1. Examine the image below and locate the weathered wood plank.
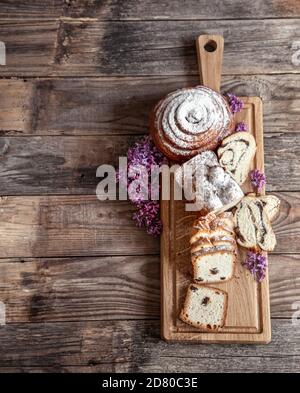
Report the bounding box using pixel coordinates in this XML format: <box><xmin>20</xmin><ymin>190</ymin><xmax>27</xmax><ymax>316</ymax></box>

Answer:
<box><xmin>0</xmin><ymin>75</ymin><xmax>299</xmax><ymax>136</ymax></box>
<box><xmin>0</xmin><ymin>19</ymin><xmax>300</xmax><ymax>76</ymax></box>
<box><xmin>0</xmin><ymin>134</ymin><xmax>298</xmax><ymax>194</ymax></box>
<box><xmin>1</xmin><ymin>0</ymin><xmax>300</xmax><ymax>20</ymax></box>
<box><xmin>264</xmin><ymin>134</ymin><xmax>300</xmax><ymax>191</ymax></box>
<box><xmin>0</xmin><ymin>135</ymin><xmax>135</xmax><ymax>194</ymax></box>
<box><xmin>269</xmin><ymin>254</ymin><xmax>300</xmax><ymax>318</ymax></box>
<box><xmin>0</xmin><ymin>192</ymin><xmax>298</xmax><ymax>257</ymax></box>
<box><xmin>0</xmin><ymin>255</ymin><xmax>160</xmax><ymax>322</ymax></box>
<box><xmin>0</xmin><ymin>20</ymin><xmax>58</xmax><ymax>74</ymax></box>
<box><xmin>0</xmin><ymin>196</ymin><xmax>159</xmax><ymax>257</ymax></box>
<box><xmin>245</xmin><ymin>193</ymin><xmax>300</xmax><ymax>254</ymax></box>
<box><xmin>0</xmin><ymin>365</ymin><xmax>125</xmax><ymax>373</ymax></box>
<box><xmin>0</xmin><ymin>1</ymin><xmax>64</xmax><ymax>18</ymax></box>
<box><xmin>0</xmin><ymin>254</ymin><xmax>298</xmax><ymax>323</ymax></box>
<box><xmin>0</xmin><ymin>319</ymin><xmax>298</xmax><ymax>372</ymax></box>
<box><xmin>65</xmin><ymin>0</ymin><xmax>300</xmax><ymax>20</ymax></box>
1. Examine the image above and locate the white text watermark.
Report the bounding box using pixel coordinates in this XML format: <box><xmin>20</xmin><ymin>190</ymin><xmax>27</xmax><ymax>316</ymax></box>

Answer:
<box><xmin>0</xmin><ymin>301</ymin><xmax>6</xmax><ymax>326</ymax></box>
<box><xmin>95</xmin><ymin>157</ymin><xmax>207</xmax><ymax>211</ymax></box>
<box><xmin>0</xmin><ymin>41</ymin><xmax>6</xmax><ymax>65</ymax></box>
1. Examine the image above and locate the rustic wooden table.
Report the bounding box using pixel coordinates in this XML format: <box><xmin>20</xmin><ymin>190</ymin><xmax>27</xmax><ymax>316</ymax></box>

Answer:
<box><xmin>0</xmin><ymin>1</ymin><xmax>299</xmax><ymax>373</ymax></box>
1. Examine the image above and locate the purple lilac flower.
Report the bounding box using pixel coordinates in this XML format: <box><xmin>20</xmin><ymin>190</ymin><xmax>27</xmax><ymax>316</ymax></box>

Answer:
<box><xmin>227</xmin><ymin>93</ymin><xmax>244</xmax><ymax>114</ymax></box>
<box><xmin>242</xmin><ymin>251</ymin><xmax>268</xmax><ymax>282</ymax></box>
<box><xmin>117</xmin><ymin>136</ymin><xmax>166</xmax><ymax>236</ymax></box>
<box><xmin>235</xmin><ymin>122</ymin><xmax>248</xmax><ymax>132</ymax></box>
<box><xmin>133</xmin><ymin>201</ymin><xmax>163</xmax><ymax>236</ymax></box>
<box><xmin>127</xmin><ymin>136</ymin><xmax>166</xmax><ymax>168</ymax></box>
<box><xmin>250</xmin><ymin>169</ymin><xmax>266</xmax><ymax>193</ymax></box>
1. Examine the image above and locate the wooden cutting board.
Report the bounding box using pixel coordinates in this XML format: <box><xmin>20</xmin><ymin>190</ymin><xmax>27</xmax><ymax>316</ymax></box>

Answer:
<box><xmin>160</xmin><ymin>35</ymin><xmax>271</xmax><ymax>343</ymax></box>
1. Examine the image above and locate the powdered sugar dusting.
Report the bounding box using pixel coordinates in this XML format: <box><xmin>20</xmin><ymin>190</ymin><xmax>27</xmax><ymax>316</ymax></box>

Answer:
<box><xmin>154</xmin><ymin>86</ymin><xmax>233</xmax><ymax>159</ymax></box>
<box><xmin>175</xmin><ymin>151</ymin><xmax>244</xmax><ymax>212</ymax></box>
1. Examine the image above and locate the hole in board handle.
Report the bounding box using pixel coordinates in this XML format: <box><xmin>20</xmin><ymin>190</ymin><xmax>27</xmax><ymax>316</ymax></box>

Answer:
<box><xmin>204</xmin><ymin>40</ymin><xmax>217</xmax><ymax>53</ymax></box>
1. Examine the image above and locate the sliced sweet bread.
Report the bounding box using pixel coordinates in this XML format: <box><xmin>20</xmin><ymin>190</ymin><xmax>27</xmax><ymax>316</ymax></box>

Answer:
<box><xmin>252</xmin><ymin>194</ymin><xmax>280</xmax><ymax>221</ymax></box>
<box><xmin>260</xmin><ymin>195</ymin><xmax>280</xmax><ymax>221</ymax></box>
<box><xmin>191</xmin><ymin>212</ymin><xmax>235</xmax><ymax>234</ymax></box>
<box><xmin>191</xmin><ymin>239</ymin><xmax>236</xmax><ymax>255</ymax></box>
<box><xmin>190</xmin><ymin>227</ymin><xmax>234</xmax><ymax>245</ymax></box>
<box><xmin>190</xmin><ymin>213</ymin><xmax>235</xmax><ymax>248</ymax></box>
<box><xmin>217</xmin><ymin>131</ymin><xmax>257</xmax><ymax>185</ymax></box>
<box><xmin>234</xmin><ymin>196</ymin><xmax>276</xmax><ymax>251</ymax></box>
<box><xmin>191</xmin><ymin>235</ymin><xmax>235</xmax><ymax>249</ymax></box>
<box><xmin>180</xmin><ymin>284</ymin><xmax>228</xmax><ymax>331</ymax></box>
<box><xmin>213</xmin><ymin>212</ymin><xmax>235</xmax><ymax>232</ymax></box>
<box><xmin>192</xmin><ymin>251</ymin><xmax>236</xmax><ymax>283</ymax></box>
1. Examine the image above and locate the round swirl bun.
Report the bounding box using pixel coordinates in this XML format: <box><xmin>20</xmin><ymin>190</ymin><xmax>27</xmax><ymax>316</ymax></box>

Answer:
<box><xmin>150</xmin><ymin>86</ymin><xmax>234</xmax><ymax>161</ymax></box>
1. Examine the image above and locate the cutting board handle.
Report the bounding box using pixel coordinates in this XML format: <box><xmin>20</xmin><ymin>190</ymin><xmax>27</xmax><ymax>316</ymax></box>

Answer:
<box><xmin>196</xmin><ymin>35</ymin><xmax>224</xmax><ymax>93</ymax></box>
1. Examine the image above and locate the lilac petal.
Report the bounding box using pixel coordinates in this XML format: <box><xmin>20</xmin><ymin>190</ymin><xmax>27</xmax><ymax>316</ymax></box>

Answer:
<box><xmin>125</xmin><ymin>136</ymin><xmax>165</xmax><ymax>236</ymax></box>
<box><xmin>250</xmin><ymin>169</ymin><xmax>266</xmax><ymax>192</ymax></box>
<box><xmin>235</xmin><ymin>122</ymin><xmax>248</xmax><ymax>132</ymax></box>
<box><xmin>243</xmin><ymin>251</ymin><xmax>268</xmax><ymax>282</ymax></box>
<box><xmin>226</xmin><ymin>93</ymin><xmax>244</xmax><ymax>114</ymax></box>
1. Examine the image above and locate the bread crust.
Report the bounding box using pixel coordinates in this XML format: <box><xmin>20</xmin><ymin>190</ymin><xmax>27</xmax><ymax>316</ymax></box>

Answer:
<box><xmin>179</xmin><ymin>284</ymin><xmax>228</xmax><ymax>331</ymax></box>
<box><xmin>191</xmin><ymin>239</ymin><xmax>235</xmax><ymax>254</ymax></box>
<box><xmin>190</xmin><ymin>226</ymin><xmax>235</xmax><ymax>245</ymax></box>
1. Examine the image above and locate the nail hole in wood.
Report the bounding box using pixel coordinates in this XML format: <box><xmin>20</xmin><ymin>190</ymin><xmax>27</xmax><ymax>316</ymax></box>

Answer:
<box><xmin>204</xmin><ymin>40</ymin><xmax>217</xmax><ymax>52</ymax></box>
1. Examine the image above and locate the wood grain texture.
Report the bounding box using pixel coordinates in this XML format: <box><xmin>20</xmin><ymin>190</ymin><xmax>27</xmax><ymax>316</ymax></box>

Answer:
<box><xmin>0</xmin><ymin>192</ymin><xmax>298</xmax><ymax>258</ymax></box>
<box><xmin>0</xmin><ymin>134</ymin><xmax>299</xmax><ymax>194</ymax></box>
<box><xmin>0</xmin><ymin>135</ymin><xmax>135</xmax><ymax>194</ymax></box>
<box><xmin>196</xmin><ymin>35</ymin><xmax>224</xmax><ymax>92</ymax></box>
<box><xmin>1</xmin><ymin>0</ymin><xmax>300</xmax><ymax>19</ymax></box>
<box><xmin>269</xmin><ymin>254</ymin><xmax>300</xmax><ymax>318</ymax></box>
<box><xmin>0</xmin><ymin>75</ymin><xmax>299</xmax><ymax>136</ymax></box>
<box><xmin>0</xmin><ymin>20</ymin><xmax>58</xmax><ymax>74</ymax></box>
<box><xmin>0</xmin><ymin>254</ymin><xmax>298</xmax><ymax>324</ymax></box>
<box><xmin>1</xmin><ymin>19</ymin><xmax>300</xmax><ymax>76</ymax></box>
<box><xmin>0</xmin><ymin>255</ymin><xmax>160</xmax><ymax>322</ymax></box>
<box><xmin>65</xmin><ymin>0</ymin><xmax>300</xmax><ymax>20</ymax></box>
<box><xmin>0</xmin><ymin>319</ymin><xmax>298</xmax><ymax>372</ymax></box>
<box><xmin>0</xmin><ymin>196</ymin><xmax>159</xmax><ymax>257</ymax></box>
<box><xmin>0</xmin><ymin>1</ymin><xmax>64</xmax><ymax>18</ymax></box>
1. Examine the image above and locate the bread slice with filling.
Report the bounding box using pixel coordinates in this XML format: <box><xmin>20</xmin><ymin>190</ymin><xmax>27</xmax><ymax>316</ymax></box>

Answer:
<box><xmin>234</xmin><ymin>196</ymin><xmax>276</xmax><ymax>251</ymax></box>
<box><xmin>247</xmin><ymin>193</ymin><xmax>281</xmax><ymax>222</ymax></box>
<box><xmin>258</xmin><ymin>195</ymin><xmax>280</xmax><ymax>221</ymax></box>
<box><xmin>180</xmin><ymin>284</ymin><xmax>228</xmax><ymax>331</ymax></box>
<box><xmin>192</xmin><ymin>251</ymin><xmax>236</xmax><ymax>283</ymax></box>
<box><xmin>217</xmin><ymin>131</ymin><xmax>256</xmax><ymax>185</ymax></box>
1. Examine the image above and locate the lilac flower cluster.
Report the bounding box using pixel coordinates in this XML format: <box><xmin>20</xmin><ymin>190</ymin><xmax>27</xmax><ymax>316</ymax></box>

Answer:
<box><xmin>118</xmin><ymin>136</ymin><xmax>166</xmax><ymax>236</ymax></box>
<box><xmin>227</xmin><ymin>93</ymin><xmax>244</xmax><ymax>114</ymax></box>
<box><xmin>133</xmin><ymin>200</ymin><xmax>162</xmax><ymax>236</ymax></box>
<box><xmin>235</xmin><ymin>122</ymin><xmax>248</xmax><ymax>132</ymax></box>
<box><xmin>250</xmin><ymin>169</ymin><xmax>266</xmax><ymax>193</ymax></box>
<box><xmin>243</xmin><ymin>251</ymin><xmax>268</xmax><ymax>282</ymax></box>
